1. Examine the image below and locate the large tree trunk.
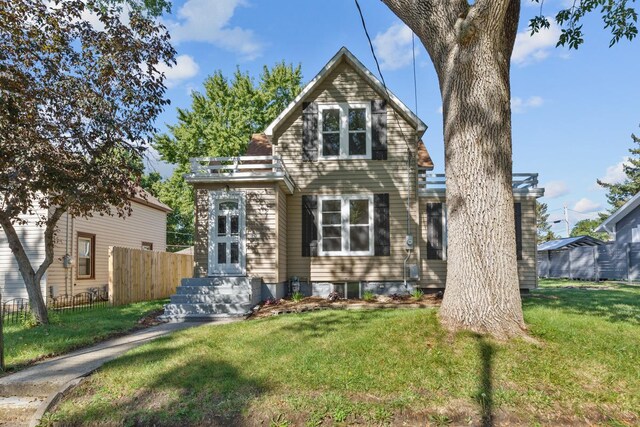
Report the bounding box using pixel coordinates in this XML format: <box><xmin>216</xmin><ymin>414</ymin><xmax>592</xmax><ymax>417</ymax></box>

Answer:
<box><xmin>382</xmin><ymin>0</ymin><xmax>526</xmax><ymax>338</ymax></box>
<box><xmin>0</xmin><ymin>207</ymin><xmax>65</xmax><ymax>325</ymax></box>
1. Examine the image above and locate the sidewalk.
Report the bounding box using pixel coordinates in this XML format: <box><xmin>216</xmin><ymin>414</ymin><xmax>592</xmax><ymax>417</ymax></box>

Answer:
<box><xmin>0</xmin><ymin>319</ymin><xmax>238</xmax><ymax>426</ymax></box>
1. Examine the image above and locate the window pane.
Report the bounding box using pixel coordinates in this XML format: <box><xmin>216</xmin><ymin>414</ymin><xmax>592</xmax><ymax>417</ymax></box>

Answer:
<box><xmin>217</xmin><ymin>243</ymin><xmax>226</xmax><ymax>264</ymax></box>
<box><xmin>348</xmin><ymin>108</ymin><xmax>366</xmax><ymax>131</ymax></box>
<box><xmin>348</xmin><ymin>132</ymin><xmax>366</xmax><ymax>155</ymax></box>
<box><xmin>347</xmin><ymin>282</ymin><xmax>360</xmax><ymax>299</ymax></box>
<box><xmin>323</xmin><ymin>225</ymin><xmax>341</xmax><ymax>238</ymax></box>
<box><xmin>349</xmin><ymin>199</ymin><xmax>369</xmax><ymax>224</ymax></box>
<box><xmin>333</xmin><ymin>283</ymin><xmax>345</xmax><ymax>299</ymax></box>
<box><xmin>230</xmin><ymin>243</ymin><xmax>239</xmax><ymax>264</ymax></box>
<box><xmin>322</xmin><ymin>109</ymin><xmax>340</xmax><ymax>132</ymax></box>
<box><xmin>230</xmin><ymin>216</ymin><xmax>239</xmax><ymax>235</ymax></box>
<box><xmin>79</xmin><ymin>239</ymin><xmax>91</xmax><ymax>257</ymax></box>
<box><xmin>219</xmin><ymin>201</ymin><xmax>238</xmax><ymax>210</ymax></box>
<box><xmin>79</xmin><ymin>258</ymin><xmax>90</xmax><ymax>276</ymax></box>
<box><xmin>322</xmin><ymin>213</ymin><xmax>341</xmax><ymax>225</ymax></box>
<box><xmin>323</xmin><ymin>237</ymin><xmax>341</xmax><ymax>252</ymax></box>
<box><xmin>322</xmin><ymin>133</ymin><xmax>340</xmax><ymax>156</ymax></box>
<box><xmin>322</xmin><ymin>200</ymin><xmax>341</xmax><ymax>212</ymax></box>
<box><xmin>217</xmin><ymin>216</ymin><xmax>226</xmax><ymax>236</ymax></box>
<box><xmin>350</xmin><ymin>226</ymin><xmax>370</xmax><ymax>251</ymax></box>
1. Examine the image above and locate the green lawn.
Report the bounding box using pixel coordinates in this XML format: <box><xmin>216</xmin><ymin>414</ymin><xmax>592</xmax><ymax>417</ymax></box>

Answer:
<box><xmin>2</xmin><ymin>299</ymin><xmax>167</xmax><ymax>371</ymax></box>
<box><xmin>50</xmin><ymin>280</ymin><xmax>639</xmax><ymax>426</ymax></box>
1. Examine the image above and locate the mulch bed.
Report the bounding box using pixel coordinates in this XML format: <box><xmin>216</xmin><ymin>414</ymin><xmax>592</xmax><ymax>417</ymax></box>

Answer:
<box><xmin>249</xmin><ymin>294</ymin><xmax>442</xmax><ymax>319</ymax></box>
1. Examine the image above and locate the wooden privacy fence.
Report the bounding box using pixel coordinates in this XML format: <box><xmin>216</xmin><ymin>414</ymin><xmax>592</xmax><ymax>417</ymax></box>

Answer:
<box><xmin>109</xmin><ymin>246</ymin><xmax>193</xmax><ymax>305</ymax></box>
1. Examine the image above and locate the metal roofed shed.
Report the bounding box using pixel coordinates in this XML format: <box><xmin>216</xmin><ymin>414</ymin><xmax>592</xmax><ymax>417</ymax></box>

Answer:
<box><xmin>537</xmin><ymin>236</ymin><xmax>605</xmax><ymax>280</ymax></box>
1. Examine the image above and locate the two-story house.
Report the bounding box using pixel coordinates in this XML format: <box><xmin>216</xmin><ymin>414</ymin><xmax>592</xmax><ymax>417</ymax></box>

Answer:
<box><xmin>162</xmin><ymin>47</ymin><xmax>543</xmax><ymax>320</ymax></box>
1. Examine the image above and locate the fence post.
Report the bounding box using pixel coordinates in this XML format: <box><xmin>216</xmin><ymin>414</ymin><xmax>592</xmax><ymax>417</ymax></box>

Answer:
<box><xmin>593</xmin><ymin>246</ymin><xmax>599</xmax><ymax>282</ymax></box>
<box><xmin>568</xmin><ymin>249</ymin><xmax>573</xmax><ymax>280</ymax></box>
<box><xmin>1</xmin><ymin>292</ymin><xmax>4</xmax><ymax>372</ymax></box>
<box><xmin>627</xmin><ymin>243</ymin><xmax>632</xmax><ymax>284</ymax></box>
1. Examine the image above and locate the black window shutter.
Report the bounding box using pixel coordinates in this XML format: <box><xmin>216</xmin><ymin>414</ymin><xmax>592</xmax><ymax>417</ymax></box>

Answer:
<box><xmin>302</xmin><ymin>102</ymin><xmax>318</xmax><ymax>162</ymax></box>
<box><xmin>302</xmin><ymin>195</ymin><xmax>318</xmax><ymax>257</ymax></box>
<box><xmin>514</xmin><ymin>203</ymin><xmax>523</xmax><ymax>261</ymax></box>
<box><xmin>371</xmin><ymin>99</ymin><xmax>387</xmax><ymax>160</ymax></box>
<box><xmin>426</xmin><ymin>203</ymin><xmax>443</xmax><ymax>260</ymax></box>
<box><xmin>374</xmin><ymin>193</ymin><xmax>390</xmax><ymax>256</ymax></box>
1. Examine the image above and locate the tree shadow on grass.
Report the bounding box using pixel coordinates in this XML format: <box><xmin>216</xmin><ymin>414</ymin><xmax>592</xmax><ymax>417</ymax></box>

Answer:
<box><xmin>473</xmin><ymin>335</ymin><xmax>495</xmax><ymax>427</ymax></box>
<box><xmin>55</xmin><ymin>336</ymin><xmax>268</xmax><ymax>426</ymax></box>
<box><xmin>523</xmin><ymin>286</ymin><xmax>640</xmax><ymax>325</ymax></box>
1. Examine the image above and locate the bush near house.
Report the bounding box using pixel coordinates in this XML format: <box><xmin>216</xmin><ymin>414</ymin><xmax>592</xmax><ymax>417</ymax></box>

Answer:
<box><xmin>49</xmin><ymin>281</ymin><xmax>639</xmax><ymax>425</ymax></box>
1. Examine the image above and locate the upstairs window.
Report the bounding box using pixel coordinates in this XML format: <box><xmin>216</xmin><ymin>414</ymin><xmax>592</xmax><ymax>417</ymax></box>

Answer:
<box><xmin>318</xmin><ymin>103</ymin><xmax>371</xmax><ymax>159</ymax></box>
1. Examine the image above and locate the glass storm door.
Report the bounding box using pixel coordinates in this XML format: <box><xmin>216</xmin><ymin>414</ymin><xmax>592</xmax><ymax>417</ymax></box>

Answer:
<box><xmin>209</xmin><ymin>192</ymin><xmax>245</xmax><ymax>276</ymax></box>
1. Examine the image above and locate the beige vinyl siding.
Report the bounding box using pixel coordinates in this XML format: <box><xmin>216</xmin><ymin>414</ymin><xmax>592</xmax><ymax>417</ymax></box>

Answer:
<box><xmin>273</xmin><ymin>60</ymin><xmax>421</xmax><ymax>282</ymax></box>
<box><xmin>418</xmin><ymin>195</ymin><xmax>538</xmax><ymax>289</ymax></box>
<box><xmin>46</xmin><ymin>201</ymin><xmax>167</xmax><ymax>296</ymax></box>
<box><xmin>0</xmin><ymin>208</ymin><xmax>48</xmax><ymax>299</ymax></box>
<box><xmin>193</xmin><ymin>184</ymin><xmax>278</xmax><ymax>283</ymax></box>
<box><xmin>276</xmin><ymin>186</ymin><xmax>287</xmax><ymax>283</ymax></box>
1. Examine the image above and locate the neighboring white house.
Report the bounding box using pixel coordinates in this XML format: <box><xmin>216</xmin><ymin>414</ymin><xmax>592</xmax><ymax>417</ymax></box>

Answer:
<box><xmin>0</xmin><ymin>192</ymin><xmax>171</xmax><ymax>300</ymax></box>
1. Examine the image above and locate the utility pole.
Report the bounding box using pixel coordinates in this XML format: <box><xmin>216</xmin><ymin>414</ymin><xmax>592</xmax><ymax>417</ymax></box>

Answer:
<box><xmin>563</xmin><ymin>204</ymin><xmax>570</xmax><ymax>237</ymax></box>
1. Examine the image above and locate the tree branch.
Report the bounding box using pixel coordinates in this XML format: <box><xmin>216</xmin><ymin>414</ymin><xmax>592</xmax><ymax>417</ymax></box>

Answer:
<box><xmin>34</xmin><ymin>206</ymin><xmax>66</xmax><ymax>283</ymax></box>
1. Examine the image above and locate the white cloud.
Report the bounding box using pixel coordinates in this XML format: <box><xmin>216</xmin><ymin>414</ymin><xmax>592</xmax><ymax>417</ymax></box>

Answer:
<box><xmin>511</xmin><ymin>96</ymin><xmax>544</xmax><ymax>113</ymax></box>
<box><xmin>512</xmin><ymin>21</ymin><xmax>561</xmax><ymax>66</ymax></box>
<box><xmin>543</xmin><ymin>180</ymin><xmax>569</xmax><ymax>199</ymax></box>
<box><xmin>164</xmin><ymin>0</ymin><xmax>262</xmax><ymax>60</ymax></box>
<box><xmin>157</xmin><ymin>54</ymin><xmax>199</xmax><ymax>88</ymax></box>
<box><xmin>599</xmin><ymin>157</ymin><xmax>629</xmax><ymax>184</ymax></box>
<box><xmin>372</xmin><ymin>22</ymin><xmax>418</xmax><ymax>71</ymax></box>
<box><xmin>573</xmin><ymin>198</ymin><xmax>603</xmax><ymax>213</ymax></box>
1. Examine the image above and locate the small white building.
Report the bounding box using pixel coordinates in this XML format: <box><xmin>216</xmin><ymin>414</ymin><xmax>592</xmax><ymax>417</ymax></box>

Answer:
<box><xmin>0</xmin><ymin>192</ymin><xmax>171</xmax><ymax>300</ymax></box>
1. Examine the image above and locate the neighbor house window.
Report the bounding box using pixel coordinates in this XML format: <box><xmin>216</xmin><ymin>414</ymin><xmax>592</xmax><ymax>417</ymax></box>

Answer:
<box><xmin>319</xmin><ymin>195</ymin><xmax>374</xmax><ymax>255</ymax></box>
<box><xmin>318</xmin><ymin>103</ymin><xmax>371</xmax><ymax>159</ymax></box>
<box><xmin>141</xmin><ymin>242</ymin><xmax>153</xmax><ymax>251</ymax></box>
<box><xmin>426</xmin><ymin>203</ymin><xmax>447</xmax><ymax>260</ymax></box>
<box><xmin>77</xmin><ymin>233</ymin><xmax>95</xmax><ymax>279</ymax></box>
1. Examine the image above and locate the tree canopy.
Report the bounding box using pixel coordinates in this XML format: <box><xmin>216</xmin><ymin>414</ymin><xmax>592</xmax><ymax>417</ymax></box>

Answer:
<box><xmin>570</xmin><ymin>218</ymin><xmax>610</xmax><ymax>240</ymax></box>
<box><xmin>536</xmin><ymin>202</ymin><xmax>559</xmax><ymax>243</ymax></box>
<box><xmin>0</xmin><ymin>0</ymin><xmax>174</xmax><ymax>323</ymax></box>
<box><xmin>598</xmin><ymin>127</ymin><xmax>640</xmax><ymax>213</ymax></box>
<box><xmin>151</xmin><ymin>63</ymin><xmax>303</xmax><ymax>251</ymax></box>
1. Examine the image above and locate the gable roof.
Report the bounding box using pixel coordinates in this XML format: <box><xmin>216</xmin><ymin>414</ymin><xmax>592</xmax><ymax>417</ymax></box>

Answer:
<box><xmin>537</xmin><ymin>235</ymin><xmax>605</xmax><ymax>251</ymax></box>
<box><xmin>264</xmin><ymin>47</ymin><xmax>428</xmax><ymax>139</ymax></box>
<box><xmin>417</xmin><ymin>140</ymin><xmax>434</xmax><ymax>169</ymax></box>
<box><xmin>133</xmin><ymin>188</ymin><xmax>172</xmax><ymax>213</ymax></box>
<box><xmin>245</xmin><ymin>133</ymin><xmax>272</xmax><ymax>156</ymax></box>
<box><xmin>595</xmin><ymin>192</ymin><xmax>640</xmax><ymax>234</ymax></box>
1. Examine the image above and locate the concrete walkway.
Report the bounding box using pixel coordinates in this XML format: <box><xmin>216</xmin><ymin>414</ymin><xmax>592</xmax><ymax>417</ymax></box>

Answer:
<box><xmin>0</xmin><ymin>319</ymin><xmax>238</xmax><ymax>426</ymax></box>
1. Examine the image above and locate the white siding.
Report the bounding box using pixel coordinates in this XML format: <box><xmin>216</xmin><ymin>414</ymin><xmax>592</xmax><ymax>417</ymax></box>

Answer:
<box><xmin>0</xmin><ymin>208</ymin><xmax>48</xmax><ymax>300</ymax></box>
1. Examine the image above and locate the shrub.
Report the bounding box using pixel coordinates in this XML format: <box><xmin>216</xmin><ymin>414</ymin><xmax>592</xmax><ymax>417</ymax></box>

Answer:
<box><xmin>362</xmin><ymin>290</ymin><xmax>376</xmax><ymax>302</ymax></box>
<box><xmin>291</xmin><ymin>291</ymin><xmax>304</xmax><ymax>302</ymax></box>
<box><xmin>411</xmin><ymin>288</ymin><xmax>424</xmax><ymax>301</ymax></box>
<box><xmin>327</xmin><ymin>292</ymin><xmax>340</xmax><ymax>302</ymax></box>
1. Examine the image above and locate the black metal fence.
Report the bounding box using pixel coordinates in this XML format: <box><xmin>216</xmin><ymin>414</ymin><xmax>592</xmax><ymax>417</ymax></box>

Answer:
<box><xmin>1</xmin><ymin>289</ymin><xmax>110</xmax><ymax>325</ymax></box>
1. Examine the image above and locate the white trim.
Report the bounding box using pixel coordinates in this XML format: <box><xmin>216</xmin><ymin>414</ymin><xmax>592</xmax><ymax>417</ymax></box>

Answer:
<box><xmin>318</xmin><ymin>103</ymin><xmax>371</xmax><ymax>160</ymax></box>
<box><xmin>264</xmin><ymin>47</ymin><xmax>427</xmax><ymax>138</ymax></box>
<box><xmin>208</xmin><ymin>191</ymin><xmax>246</xmax><ymax>276</ymax></box>
<box><xmin>596</xmin><ymin>192</ymin><xmax>640</xmax><ymax>234</ymax></box>
<box><xmin>318</xmin><ymin>194</ymin><xmax>374</xmax><ymax>256</ymax></box>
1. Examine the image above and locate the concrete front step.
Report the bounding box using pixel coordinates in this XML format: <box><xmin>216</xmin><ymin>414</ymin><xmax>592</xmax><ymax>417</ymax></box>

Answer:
<box><xmin>163</xmin><ymin>302</ymin><xmax>253</xmax><ymax>316</ymax></box>
<box><xmin>175</xmin><ymin>285</ymin><xmax>249</xmax><ymax>295</ymax></box>
<box><xmin>158</xmin><ymin>313</ymin><xmax>247</xmax><ymax>323</ymax></box>
<box><xmin>179</xmin><ymin>277</ymin><xmax>252</xmax><ymax>287</ymax></box>
<box><xmin>170</xmin><ymin>293</ymin><xmax>252</xmax><ymax>304</ymax></box>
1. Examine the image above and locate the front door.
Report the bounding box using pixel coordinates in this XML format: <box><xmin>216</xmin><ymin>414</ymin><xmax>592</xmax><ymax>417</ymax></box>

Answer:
<box><xmin>209</xmin><ymin>192</ymin><xmax>246</xmax><ymax>276</ymax></box>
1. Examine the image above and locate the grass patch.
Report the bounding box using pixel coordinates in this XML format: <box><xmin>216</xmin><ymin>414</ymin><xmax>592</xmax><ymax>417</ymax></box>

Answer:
<box><xmin>2</xmin><ymin>299</ymin><xmax>167</xmax><ymax>371</ymax></box>
<box><xmin>51</xmin><ymin>281</ymin><xmax>640</xmax><ymax>425</ymax></box>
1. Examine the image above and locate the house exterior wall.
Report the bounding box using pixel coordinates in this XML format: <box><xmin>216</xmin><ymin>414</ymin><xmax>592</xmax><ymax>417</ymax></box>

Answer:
<box><xmin>46</xmin><ymin>201</ymin><xmax>167</xmax><ymax>296</ymax></box>
<box><xmin>193</xmin><ymin>184</ymin><xmax>279</xmax><ymax>283</ymax></box>
<box><xmin>613</xmin><ymin>204</ymin><xmax>640</xmax><ymax>245</ymax></box>
<box><xmin>418</xmin><ymin>194</ymin><xmax>538</xmax><ymax>289</ymax></box>
<box><xmin>272</xmin><ymin>60</ymin><xmax>420</xmax><ymax>283</ymax></box>
<box><xmin>0</xmin><ymin>208</ymin><xmax>48</xmax><ymax>300</ymax></box>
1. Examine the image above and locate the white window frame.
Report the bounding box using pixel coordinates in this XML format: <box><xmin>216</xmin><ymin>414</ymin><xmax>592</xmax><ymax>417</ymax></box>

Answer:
<box><xmin>318</xmin><ymin>103</ymin><xmax>372</xmax><ymax>160</ymax></box>
<box><xmin>318</xmin><ymin>195</ymin><xmax>374</xmax><ymax>256</ymax></box>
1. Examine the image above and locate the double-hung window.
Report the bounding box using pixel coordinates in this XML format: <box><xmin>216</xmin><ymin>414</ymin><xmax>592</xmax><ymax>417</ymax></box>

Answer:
<box><xmin>77</xmin><ymin>233</ymin><xmax>95</xmax><ymax>279</ymax></box>
<box><xmin>319</xmin><ymin>103</ymin><xmax>371</xmax><ymax>159</ymax></box>
<box><xmin>319</xmin><ymin>195</ymin><xmax>374</xmax><ymax>255</ymax></box>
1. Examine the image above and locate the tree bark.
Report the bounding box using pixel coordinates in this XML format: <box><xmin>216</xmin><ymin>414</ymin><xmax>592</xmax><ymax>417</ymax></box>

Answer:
<box><xmin>0</xmin><ymin>207</ymin><xmax>65</xmax><ymax>325</ymax></box>
<box><xmin>382</xmin><ymin>0</ymin><xmax>526</xmax><ymax>338</ymax></box>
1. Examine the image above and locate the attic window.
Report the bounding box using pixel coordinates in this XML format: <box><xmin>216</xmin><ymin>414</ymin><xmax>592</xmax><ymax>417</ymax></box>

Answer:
<box><xmin>318</xmin><ymin>103</ymin><xmax>371</xmax><ymax>159</ymax></box>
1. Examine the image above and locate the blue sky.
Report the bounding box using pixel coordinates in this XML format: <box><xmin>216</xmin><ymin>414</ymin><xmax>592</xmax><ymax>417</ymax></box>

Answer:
<box><xmin>148</xmin><ymin>0</ymin><xmax>640</xmax><ymax>237</ymax></box>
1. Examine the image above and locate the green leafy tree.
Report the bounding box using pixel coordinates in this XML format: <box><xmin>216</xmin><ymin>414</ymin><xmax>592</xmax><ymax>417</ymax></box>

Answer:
<box><xmin>381</xmin><ymin>0</ymin><xmax>637</xmax><ymax>338</ymax></box>
<box><xmin>152</xmin><ymin>63</ymin><xmax>303</xmax><ymax>251</ymax></box>
<box><xmin>0</xmin><ymin>0</ymin><xmax>174</xmax><ymax>324</ymax></box>
<box><xmin>536</xmin><ymin>202</ymin><xmax>558</xmax><ymax>243</ymax></box>
<box><xmin>570</xmin><ymin>219</ymin><xmax>610</xmax><ymax>241</ymax></box>
<box><xmin>597</xmin><ymin>128</ymin><xmax>640</xmax><ymax>212</ymax></box>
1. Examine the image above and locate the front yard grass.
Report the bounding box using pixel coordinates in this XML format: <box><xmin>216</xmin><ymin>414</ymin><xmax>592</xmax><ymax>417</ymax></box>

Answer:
<box><xmin>2</xmin><ymin>299</ymin><xmax>167</xmax><ymax>371</ymax></box>
<box><xmin>50</xmin><ymin>280</ymin><xmax>639</xmax><ymax>426</ymax></box>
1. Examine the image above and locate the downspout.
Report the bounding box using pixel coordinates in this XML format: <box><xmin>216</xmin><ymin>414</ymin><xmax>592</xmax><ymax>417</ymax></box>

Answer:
<box><xmin>403</xmin><ymin>148</ymin><xmax>413</xmax><ymax>291</ymax></box>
